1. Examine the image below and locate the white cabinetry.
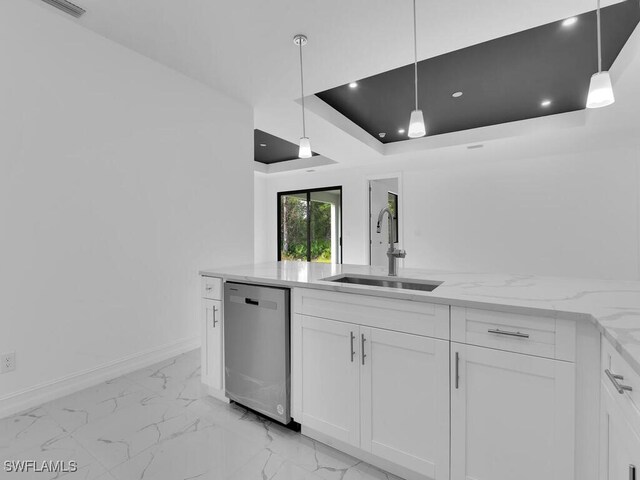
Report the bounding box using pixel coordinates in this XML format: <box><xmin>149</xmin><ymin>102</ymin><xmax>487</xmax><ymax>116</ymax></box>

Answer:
<box><xmin>200</xmin><ymin>276</ymin><xmax>226</xmax><ymax>402</ymax></box>
<box><xmin>202</xmin><ymin>299</ymin><xmax>222</xmax><ymax>390</ymax></box>
<box><xmin>450</xmin><ymin>306</ymin><xmax>576</xmax><ymax>480</ymax></box>
<box><xmin>293</xmin><ymin>289</ymin><xmax>450</xmax><ymax>480</ymax></box>
<box><xmin>600</xmin><ymin>385</ymin><xmax>640</xmax><ymax>480</ymax></box>
<box><xmin>451</xmin><ymin>306</ymin><xmax>576</xmax><ymax>361</ymax></box>
<box><xmin>450</xmin><ymin>344</ymin><xmax>575</xmax><ymax>480</ymax></box>
<box><xmin>361</xmin><ymin>327</ymin><xmax>449</xmax><ymax>479</ymax></box>
<box><xmin>600</xmin><ymin>338</ymin><xmax>640</xmax><ymax>480</ymax></box>
<box><xmin>292</xmin><ymin>291</ymin><xmax>578</xmax><ymax>480</ymax></box>
<box><xmin>299</xmin><ymin>315</ymin><xmax>360</xmax><ymax>446</ymax></box>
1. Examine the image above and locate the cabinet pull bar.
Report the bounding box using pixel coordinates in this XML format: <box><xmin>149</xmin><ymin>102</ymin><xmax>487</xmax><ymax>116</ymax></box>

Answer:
<box><xmin>350</xmin><ymin>332</ymin><xmax>355</xmax><ymax>363</ymax></box>
<box><xmin>630</xmin><ymin>465</ymin><xmax>636</xmax><ymax>480</ymax></box>
<box><xmin>212</xmin><ymin>307</ymin><xmax>218</xmax><ymax>328</ymax></box>
<box><xmin>455</xmin><ymin>352</ymin><xmax>460</xmax><ymax>389</ymax></box>
<box><xmin>605</xmin><ymin>369</ymin><xmax>633</xmax><ymax>394</ymax></box>
<box><xmin>488</xmin><ymin>328</ymin><xmax>530</xmax><ymax>339</ymax></box>
<box><xmin>361</xmin><ymin>334</ymin><xmax>367</xmax><ymax>365</ymax></box>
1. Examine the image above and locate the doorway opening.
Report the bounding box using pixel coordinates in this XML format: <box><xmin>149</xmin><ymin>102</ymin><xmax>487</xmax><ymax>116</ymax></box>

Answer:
<box><xmin>369</xmin><ymin>178</ymin><xmax>400</xmax><ymax>267</ymax></box>
<box><xmin>278</xmin><ymin>187</ymin><xmax>342</xmax><ymax>264</ymax></box>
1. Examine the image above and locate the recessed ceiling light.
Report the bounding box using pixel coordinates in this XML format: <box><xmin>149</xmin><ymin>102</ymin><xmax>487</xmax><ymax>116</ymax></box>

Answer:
<box><xmin>379</xmin><ymin>132</ymin><xmax>386</xmax><ymax>138</ymax></box>
<box><xmin>452</xmin><ymin>91</ymin><xmax>463</xmax><ymax>98</ymax></box>
<box><xmin>306</xmin><ymin>169</ymin><xmax>316</xmax><ymax>173</ymax></box>
<box><xmin>398</xmin><ymin>128</ymin><xmax>406</xmax><ymax>134</ymax></box>
<box><xmin>349</xmin><ymin>82</ymin><xmax>358</xmax><ymax>88</ymax></box>
<box><xmin>467</xmin><ymin>144</ymin><xmax>484</xmax><ymax>150</ymax></box>
<box><xmin>541</xmin><ymin>99</ymin><xmax>552</xmax><ymax>107</ymax></box>
<box><xmin>562</xmin><ymin>17</ymin><xmax>578</xmax><ymax>27</ymax></box>
<box><xmin>259</xmin><ymin>143</ymin><xmax>267</xmax><ymax>147</ymax></box>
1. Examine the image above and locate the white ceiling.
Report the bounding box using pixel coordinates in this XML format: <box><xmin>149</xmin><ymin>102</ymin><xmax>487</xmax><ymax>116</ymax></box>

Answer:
<box><xmin>59</xmin><ymin>0</ymin><xmax>622</xmax><ymax>105</ymax></box>
<box><xmin>32</xmin><ymin>0</ymin><xmax>639</xmax><ymax>170</ymax></box>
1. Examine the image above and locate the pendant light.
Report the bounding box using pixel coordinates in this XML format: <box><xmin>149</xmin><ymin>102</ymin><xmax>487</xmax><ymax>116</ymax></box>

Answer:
<box><xmin>294</xmin><ymin>34</ymin><xmax>312</xmax><ymax>158</ymax></box>
<box><xmin>407</xmin><ymin>0</ymin><xmax>426</xmax><ymax>138</ymax></box>
<box><xmin>586</xmin><ymin>0</ymin><xmax>615</xmax><ymax>108</ymax></box>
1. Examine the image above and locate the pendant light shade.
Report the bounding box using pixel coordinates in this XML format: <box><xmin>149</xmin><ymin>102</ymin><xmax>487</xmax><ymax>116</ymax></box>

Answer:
<box><xmin>407</xmin><ymin>0</ymin><xmax>426</xmax><ymax>138</ymax></box>
<box><xmin>408</xmin><ymin>109</ymin><xmax>426</xmax><ymax>138</ymax></box>
<box><xmin>298</xmin><ymin>137</ymin><xmax>312</xmax><ymax>158</ymax></box>
<box><xmin>586</xmin><ymin>0</ymin><xmax>615</xmax><ymax>109</ymax></box>
<box><xmin>294</xmin><ymin>34</ymin><xmax>312</xmax><ymax>158</ymax></box>
<box><xmin>587</xmin><ymin>71</ymin><xmax>615</xmax><ymax>108</ymax></box>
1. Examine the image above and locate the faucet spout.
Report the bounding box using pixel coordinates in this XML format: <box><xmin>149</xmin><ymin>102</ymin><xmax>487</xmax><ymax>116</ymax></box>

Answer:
<box><xmin>375</xmin><ymin>207</ymin><xmax>406</xmax><ymax>276</ymax></box>
<box><xmin>376</xmin><ymin>207</ymin><xmax>394</xmax><ymax>241</ymax></box>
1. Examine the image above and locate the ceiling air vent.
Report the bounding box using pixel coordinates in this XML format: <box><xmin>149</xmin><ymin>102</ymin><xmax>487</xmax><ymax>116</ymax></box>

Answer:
<box><xmin>41</xmin><ymin>0</ymin><xmax>85</xmax><ymax>17</ymax></box>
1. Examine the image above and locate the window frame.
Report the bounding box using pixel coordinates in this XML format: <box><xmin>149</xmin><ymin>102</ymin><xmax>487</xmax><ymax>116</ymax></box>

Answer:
<box><xmin>277</xmin><ymin>186</ymin><xmax>343</xmax><ymax>264</ymax></box>
<box><xmin>388</xmin><ymin>191</ymin><xmax>399</xmax><ymax>244</ymax></box>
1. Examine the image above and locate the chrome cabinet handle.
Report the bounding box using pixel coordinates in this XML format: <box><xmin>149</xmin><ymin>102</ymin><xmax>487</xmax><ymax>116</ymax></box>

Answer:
<box><xmin>630</xmin><ymin>465</ymin><xmax>636</xmax><ymax>480</ymax></box>
<box><xmin>212</xmin><ymin>307</ymin><xmax>218</xmax><ymax>328</ymax></box>
<box><xmin>350</xmin><ymin>332</ymin><xmax>355</xmax><ymax>363</ymax></box>
<box><xmin>455</xmin><ymin>352</ymin><xmax>460</xmax><ymax>389</ymax></box>
<box><xmin>605</xmin><ymin>369</ymin><xmax>633</xmax><ymax>394</ymax></box>
<box><xmin>361</xmin><ymin>334</ymin><xmax>367</xmax><ymax>365</ymax></box>
<box><xmin>488</xmin><ymin>328</ymin><xmax>530</xmax><ymax>339</ymax></box>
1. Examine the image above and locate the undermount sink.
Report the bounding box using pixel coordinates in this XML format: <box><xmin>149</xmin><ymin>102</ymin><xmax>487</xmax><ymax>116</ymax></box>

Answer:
<box><xmin>322</xmin><ymin>274</ymin><xmax>442</xmax><ymax>292</ymax></box>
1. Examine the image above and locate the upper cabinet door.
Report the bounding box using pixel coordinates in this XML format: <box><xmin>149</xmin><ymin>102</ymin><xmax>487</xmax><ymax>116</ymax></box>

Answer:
<box><xmin>299</xmin><ymin>315</ymin><xmax>360</xmax><ymax>447</ymax></box>
<box><xmin>360</xmin><ymin>327</ymin><xmax>450</xmax><ymax>479</ymax></box>
<box><xmin>451</xmin><ymin>344</ymin><xmax>575</xmax><ymax>480</ymax></box>
<box><xmin>201</xmin><ymin>298</ymin><xmax>223</xmax><ymax>391</ymax></box>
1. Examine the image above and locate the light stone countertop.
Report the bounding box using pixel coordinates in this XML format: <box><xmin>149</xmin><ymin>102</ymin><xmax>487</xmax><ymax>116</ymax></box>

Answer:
<box><xmin>200</xmin><ymin>261</ymin><xmax>640</xmax><ymax>376</ymax></box>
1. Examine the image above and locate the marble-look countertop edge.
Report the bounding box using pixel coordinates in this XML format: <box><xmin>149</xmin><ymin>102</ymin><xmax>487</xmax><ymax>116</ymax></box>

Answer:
<box><xmin>199</xmin><ymin>267</ymin><xmax>640</xmax><ymax>377</ymax></box>
<box><xmin>200</xmin><ymin>270</ymin><xmax>591</xmax><ymax>318</ymax></box>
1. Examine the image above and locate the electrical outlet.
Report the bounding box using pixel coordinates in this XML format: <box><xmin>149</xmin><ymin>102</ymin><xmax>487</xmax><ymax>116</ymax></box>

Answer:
<box><xmin>1</xmin><ymin>352</ymin><xmax>15</xmax><ymax>373</ymax></box>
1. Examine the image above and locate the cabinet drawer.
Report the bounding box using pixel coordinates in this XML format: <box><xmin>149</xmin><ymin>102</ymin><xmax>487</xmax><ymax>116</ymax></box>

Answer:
<box><xmin>201</xmin><ymin>276</ymin><xmax>222</xmax><ymax>300</ymax></box>
<box><xmin>601</xmin><ymin>337</ymin><xmax>640</xmax><ymax>433</ymax></box>
<box><xmin>293</xmin><ymin>288</ymin><xmax>449</xmax><ymax>340</ymax></box>
<box><xmin>451</xmin><ymin>306</ymin><xmax>576</xmax><ymax>361</ymax></box>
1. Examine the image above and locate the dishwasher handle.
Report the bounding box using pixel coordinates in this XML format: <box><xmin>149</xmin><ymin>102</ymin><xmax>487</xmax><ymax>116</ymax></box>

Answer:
<box><xmin>226</xmin><ymin>291</ymin><xmax>280</xmax><ymax>311</ymax></box>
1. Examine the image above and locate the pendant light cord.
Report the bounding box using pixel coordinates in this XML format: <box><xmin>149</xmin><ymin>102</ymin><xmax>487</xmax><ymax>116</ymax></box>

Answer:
<box><xmin>298</xmin><ymin>41</ymin><xmax>307</xmax><ymax>138</ymax></box>
<box><xmin>596</xmin><ymin>0</ymin><xmax>602</xmax><ymax>73</ymax></box>
<box><xmin>413</xmin><ymin>0</ymin><xmax>419</xmax><ymax>111</ymax></box>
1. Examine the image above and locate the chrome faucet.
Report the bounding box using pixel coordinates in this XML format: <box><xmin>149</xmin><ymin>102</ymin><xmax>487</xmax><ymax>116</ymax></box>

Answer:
<box><xmin>376</xmin><ymin>207</ymin><xmax>406</xmax><ymax>276</ymax></box>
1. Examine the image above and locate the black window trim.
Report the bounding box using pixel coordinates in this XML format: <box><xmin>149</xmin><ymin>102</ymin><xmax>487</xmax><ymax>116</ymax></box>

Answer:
<box><xmin>277</xmin><ymin>186</ymin><xmax>343</xmax><ymax>264</ymax></box>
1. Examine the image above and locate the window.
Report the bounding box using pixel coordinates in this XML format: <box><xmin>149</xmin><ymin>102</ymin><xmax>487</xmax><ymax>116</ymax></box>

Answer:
<box><xmin>278</xmin><ymin>187</ymin><xmax>342</xmax><ymax>263</ymax></box>
<box><xmin>388</xmin><ymin>191</ymin><xmax>399</xmax><ymax>243</ymax></box>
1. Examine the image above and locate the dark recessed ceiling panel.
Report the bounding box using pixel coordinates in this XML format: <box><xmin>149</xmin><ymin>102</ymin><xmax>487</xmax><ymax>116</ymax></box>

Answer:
<box><xmin>316</xmin><ymin>1</ymin><xmax>640</xmax><ymax>144</ymax></box>
<box><xmin>254</xmin><ymin>129</ymin><xmax>319</xmax><ymax>164</ymax></box>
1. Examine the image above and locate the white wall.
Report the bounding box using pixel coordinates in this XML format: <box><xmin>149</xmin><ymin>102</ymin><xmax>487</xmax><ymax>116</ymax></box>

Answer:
<box><xmin>254</xmin><ymin>174</ymin><xmax>270</xmax><ymax>263</ymax></box>
<box><xmin>256</xmin><ymin>146</ymin><xmax>640</xmax><ymax>281</ymax></box>
<box><xmin>0</xmin><ymin>1</ymin><xmax>253</xmax><ymax>402</ymax></box>
<box><xmin>370</xmin><ymin>177</ymin><xmax>400</xmax><ymax>267</ymax></box>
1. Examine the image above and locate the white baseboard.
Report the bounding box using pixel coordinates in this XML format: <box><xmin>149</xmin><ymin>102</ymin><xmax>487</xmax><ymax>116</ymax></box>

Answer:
<box><xmin>0</xmin><ymin>336</ymin><xmax>200</xmax><ymax>420</ymax></box>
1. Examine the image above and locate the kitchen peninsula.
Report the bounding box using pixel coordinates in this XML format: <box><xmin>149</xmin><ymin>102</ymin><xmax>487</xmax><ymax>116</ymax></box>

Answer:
<box><xmin>200</xmin><ymin>261</ymin><xmax>640</xmax><ymax>480</ymax></box>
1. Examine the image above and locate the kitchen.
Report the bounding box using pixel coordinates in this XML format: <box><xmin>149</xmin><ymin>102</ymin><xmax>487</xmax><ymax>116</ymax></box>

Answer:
<box><xmin>1</xmin><ymin>0</ymin><xmax>640</xmax><ymax>479</ymax></box>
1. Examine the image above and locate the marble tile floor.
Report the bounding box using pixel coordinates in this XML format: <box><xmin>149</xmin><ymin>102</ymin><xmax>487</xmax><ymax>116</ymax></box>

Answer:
<box><xmin>0</xmin><ymin>350</ymin><xmax>402</xmax><ymax>480</ymax></box>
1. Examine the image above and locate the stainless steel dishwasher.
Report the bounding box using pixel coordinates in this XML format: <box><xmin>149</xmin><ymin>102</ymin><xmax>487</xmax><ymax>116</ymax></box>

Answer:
<box><xmin>223</xmin><ymin>282</ymin><xmax>291</xmax><ymax>424</ymax></box>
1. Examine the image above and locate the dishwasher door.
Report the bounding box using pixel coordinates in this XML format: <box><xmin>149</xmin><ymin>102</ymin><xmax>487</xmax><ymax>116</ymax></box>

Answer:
<box><xmin>223</xmin><ymin>282</ymin><xmax>290</xmax><ymax>424</ymax></box>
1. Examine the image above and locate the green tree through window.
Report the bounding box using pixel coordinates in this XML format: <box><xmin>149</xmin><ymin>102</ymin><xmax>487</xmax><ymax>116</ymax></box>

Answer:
<box><xmin>278</xmin><ymin>188</ymin><xmax>342</xmax><ymax>263</ymax></box>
